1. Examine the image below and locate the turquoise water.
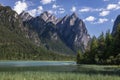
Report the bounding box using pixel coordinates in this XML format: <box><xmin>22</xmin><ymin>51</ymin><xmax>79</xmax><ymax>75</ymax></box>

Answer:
<box><xmin>0</xmin><ymin>61</ymin><xmax>77</xmax><ymax>72</ymax></box>
<box><xmin>0</xmin><ymin>61</ymin><xmax>76</xmax><ymax>67</ymax></box>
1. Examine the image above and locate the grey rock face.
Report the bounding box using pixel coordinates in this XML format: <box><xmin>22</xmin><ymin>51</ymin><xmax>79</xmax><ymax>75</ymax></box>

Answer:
<box><xmin>0</xmin><ymin>5</ymin><xmax>41</xmax><ymax>47</ymax></box>
<box><xmin>40</xmin><ymin>11</ymin><xmax>57</xmax><ymax>24</ymax></box>
<box><xmin>20</xmin><ymin>11</ymin><xmax>33</xmax><ymax>21</ymax></box>
<box><xmin>18</xmin><ymin>11</ymin><xmax>41</xmax><ymax>46</ymax></box>
<box><xmin>20</xmin><ymin>11</ymin><xmax>90</xmax><ymax>53</ymax></box>
<box><xmin>112</xmin><ymin>15</ymin><xmax>120</xmax><ymax>35</ymax></box>
<box><xmin>57</xmin><ymin>13</ymin><xmax>90</xmax><ymax>52</ymax></box>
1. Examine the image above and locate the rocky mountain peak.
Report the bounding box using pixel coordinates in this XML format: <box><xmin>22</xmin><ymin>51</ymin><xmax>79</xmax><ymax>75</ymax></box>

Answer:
<box><xmin>69</xmin><ymin>13</ymin><xmax>79</xmax><ymax>26</ymax></box>
<box><xmin>0</xmin><ymin>4</ymin><xmax>91</xmax><ymax>55</ymax></box>
<box><xmin>71</xmin><ymin>12</ymin><xmax>78</xmax><ymax>18</ymax></box>
<box><xmin>57</xmin><ymin>13</ymin><xmax>90</xmax><ymax>52</ymax></box>
<box><xmin>58</xmin><ymin>15</ymin><xmax>69</xmax><ymax>24</ymax></box>
<box><xmin>112</xmin><ymin>15</ymin><xmax>120</xmax><ymax>35</ymax></box>
<box><xmin>0</xmin><ymin>5</ymin><xmax>20</xmax><ymax>26</ymax></box>
<box><xmin>18</xmin><ymin>10</ymin><xmax>90</xmax><ymax>53</ymax></box>
<box><xmin>40</xmin><ymin>11</ymin><xmax>52</xmax><ymax>21</ymax></box>
<box><xmin>40</xmin><ymin>11</ymin><xmax>58</xmax><ymax>24</ymax></box>
<box><xmin>19</xmin><ymin>11</ymin><xmax>33</xmax><ymax>21</ymax></box>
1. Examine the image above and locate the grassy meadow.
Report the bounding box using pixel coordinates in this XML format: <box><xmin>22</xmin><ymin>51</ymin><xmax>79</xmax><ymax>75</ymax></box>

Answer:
<box><xmin>0</xmin><ymin>71</ymin><xmax>120</xmax><ymax>80</ymax></box>
<box><xmin>0</xmin><ymin>64</ymin><xmax>120</xmax><ymax>80</ymax></box>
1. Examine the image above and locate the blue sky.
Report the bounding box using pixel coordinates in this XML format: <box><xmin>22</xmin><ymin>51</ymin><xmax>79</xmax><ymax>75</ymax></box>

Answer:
<box><xmin>0</xmin><ymin>0</ymin><xmax>120</xmax><ymax>37</ymax></box>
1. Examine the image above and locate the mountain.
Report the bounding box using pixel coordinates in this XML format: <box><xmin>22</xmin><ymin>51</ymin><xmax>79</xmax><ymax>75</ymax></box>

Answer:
<box><xmin>0</xmin><ymin>5</ymin><xmax>39</xmax><ymax>59</ymax></box>
<box><xmin>0</xmin><ymin>4</ymin><xmax>90</xmax><ymax>60</ymax></box>
<box><xmin>112</xmin><ymin>15</ymin><xmax>120</xmax><ymax>35</ymax></box>
<box><xmin>40</xmin><ymin>11</ymin><xmax>58</xmax><ymax>24</ymax></box>
<box><xmin>19</xmin><ymin>11</ymin><xmax>41</xmax><ymax>46</ymax></box>
<box><xmin>19</xmin><ymin>11</ymin><xmax>33</xmax><ymax>21</ymax></box>
<box><xmin>57</xmin><ymin>13</ymin><xmax>90</xmax><ymax>52</ymax></box>
<box><xmin>22</xmin><ymin>12</ymin><xmax>74</xmax><ymax>54</ymax></box>
<box><xmin>21</xmin><ymin>11</ymin><xmax>90</xmax><ymax>53</ymax></box>
<box><xmin>0</xmin><ymin>5</ymin><xmax>74</xmax><ymax>60</ymax></box>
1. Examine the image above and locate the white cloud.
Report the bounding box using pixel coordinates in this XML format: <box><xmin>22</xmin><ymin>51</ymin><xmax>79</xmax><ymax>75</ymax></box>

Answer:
<box><xmin>28</xmin><ymin>6</ymin><xmax>43</xmax><ymax>17</ymax></box>
<box><xmin>107</xmin><ymin>4</ymin><xmax>118</xmax><ymax>10</ymax></box>
<box><xmin>79</xmin><ymin>7</ymin><xmax>104</xmax><ymax>13</ymax></box>
<box><xmin>40</xmin><ymin>0</ymin><xmax>55</xmax><ymax>5</ymax></box>
<box><xmin>98</xmin><ymin>18</ymin><xmax>108</xmax><ymax>23</ymax></box>
<box><xmin>79</xmin><ymin>7</ymin><xmax>90</xmax><ymax>12</ymax></box>
<box><xmin>13</xmin><ymin>0</ymin><xmax>28</xmax><ymax>14</ymax></box>
<box><xmin>106</xmin><ymin>3</ymin><xmax>120</xmax><ymax>10</ymax></box>
<box><xmin>103</xmin><ymin>0</ymin><xmax>109</xmax><ymax>1</ymax></box>
<box><xmin>48</xmin><ymin>10</ymin><xmax>53</xmax><ymax>14</ymax></box>
<box><xmin>119</xmin><ymin>1</ymin><xmax>120</xmax><ymax>4</ymax></box>
<box><xmin>84</xmin><ymin>16</ymin><xmax>96</xmax><ymax>22</ymax></box>
<box><xmin>52</xmin><ymin>4</ymin><xmax>59</xmax><ymax>9</ymax></box>
<box><xmin>59</xmin><ymin>11</ymin><xmax>65</xmax><ymax>14</ymax></box>
<box><xmin>95</xmin><ymin>8</ymin><xmax>104</xmax><ymax>12</ymax></box>
<box><xmin>98</xmin><ymin>2</ymin><xmax>120</xmax><ymax>17</ymax></box>
<box><xmin>59</xmin><ymin>8</ymin><xmax>65</xmax><ymax>11</ymax></box>
<box><xmin>79</xmin><ymin>1</ymin><xmax>120</xmax><ymax>14</ymax></box>
<box><xmin>99</xmin><ymin>10</ymin><xmax>110</xmax><ymax>16</ymax></box>
<box><xmin>71</xmin><ymin>6</ymin><xmax>76</xmax><ymax>12</ymax></box>
<box><xmin>111</xmin><ymin>19</ymin><xmax>114</xmax><ymax>23</ymax></box>
<box><xmin>37</xmin><ymin>6</ymin><xmax>43</xmax><ymax>14</ymax></box>
<box><xmin>48</xmin><ymin>10</ymin><xmax>57</xmax><ymax>15</ymax></box>
<box><xmin>28</xmin><ymin>9</ymin><xmax>37</xmax><ymax>17</ymax></box>
<box><xmin>59</xmin><ymin>8</ymin><xmax>65</xmax><ymax>14</ymax></box>
<box><xmin>94</xmin><ymin>18</ymin><xmax>108</xmax><ymax>24</ymax></box>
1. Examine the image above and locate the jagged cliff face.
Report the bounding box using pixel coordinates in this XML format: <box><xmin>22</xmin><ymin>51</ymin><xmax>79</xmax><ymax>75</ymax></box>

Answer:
<box><xmin>0</xmin><ymin>5</ymin><xmax>42</xmax><ymax>55</ymax></box>
<box><xmin>0</xmin><ymin>6</ymin><xmax>21</xmax><ymax>30</ymax></box>
<box><xmin>0</xmin><ymin>4</ymin><xmax>90</xmax><ymax>54</ymax></box>
<box><xmin>19</xmin><ymin>11</ymin><xmax>33</xmax><ymax>21</ymax></box>
<box><xmin>0</xmin><ymin>6</ymin><xmax>40</xmax><ymax>47</ymax></box>
<box><xmin>22</xmin><ymin>12</ymin><xmax>74</xmax><ymax>54</ymax></box>
<box><xmin>21</xmin><ymin>11</ymin><xmax>90</xmax><ymax>53</ymax></box>
<box><xmin>18</xmin><ymin>11</ymin><xmax>41</xmax><ymax>46</ymax></box>
<box><xmin>57</xmin><ymin>13</ymin><xmax>90</xmax><ymax>51</ymax></box>
<box><xmin>112</xmin><ymin>15</ymin><xmax>120</xmax><ymax>35</ymax></box>
<box><xmin>40</xmin><ymin>11</ymin><xmax>58</xmax><ymax>24</ymax></box>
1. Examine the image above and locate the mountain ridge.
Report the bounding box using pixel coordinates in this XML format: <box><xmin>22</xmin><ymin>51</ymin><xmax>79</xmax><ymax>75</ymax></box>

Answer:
<box><xmin>21</xmin><ymin>11</ymin><xmax>90</xmax><ymax>53</ymax></box>
<box><xmin>0</xmin><ymin>5</ymin><xmax>75</xmax><ymax>60</ymax></box>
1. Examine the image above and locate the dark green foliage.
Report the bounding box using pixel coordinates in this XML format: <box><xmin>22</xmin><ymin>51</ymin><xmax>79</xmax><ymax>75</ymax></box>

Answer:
<box><xmin>76</xmin><ymin>50</ymin><xmax>83</xmax><ymax>64</ymax></box>
<box><xmin>113</xmin><ymin>24</ymin><xmax>120</xmax><ymax>54</ymax></box>
<box><xmin>77</xmin><ymin>24</ymin><xmax>120</xmax><ymax>65</ymax></box>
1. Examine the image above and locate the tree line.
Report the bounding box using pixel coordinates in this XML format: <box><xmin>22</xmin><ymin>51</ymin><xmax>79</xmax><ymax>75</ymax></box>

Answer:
<box><xmin>77</xmin><ymin>24</ymin><xmax>120</xmax><ymax>65</ymax></box>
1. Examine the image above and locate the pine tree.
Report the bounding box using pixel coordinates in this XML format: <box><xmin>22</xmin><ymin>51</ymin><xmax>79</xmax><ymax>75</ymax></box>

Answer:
<box><xmin>76</xmin><ymin>50</ymin><xmax>83</xmax><ymax>64</ymax></box>
<box><xmin>97</xmin><ymin>32</ymin><xmax>106</xmax><ymax>63</ymax></box>
<box><xmin>105</xmin><ymin>31</ymin><xmax>113</xmax><ymax>56</ymax></box>
<box><xmin>114</xmin><ymin>24</ymin><xmax>120</xmax><ymax>54</ymax></box>
<box><xmin>113</xmin><ymin>24</ymin><xmax>120</xmax><ymax>64</ymax></box>
<box><xmin>89</xmin><ymin>36</ymin><xmax>98</xmax><ymax>63</ymax></box>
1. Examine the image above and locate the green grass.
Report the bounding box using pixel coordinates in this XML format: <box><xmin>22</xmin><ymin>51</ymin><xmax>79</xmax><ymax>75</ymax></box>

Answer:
<box><xmin>0</xmin><ymin>65</ymin><xmax>120</xmax><ymax>80</ymax></box>
<box><xmin>0</xmin><ymin>71</ymin><xmax>120</xmax><ymax>80</ymax></box>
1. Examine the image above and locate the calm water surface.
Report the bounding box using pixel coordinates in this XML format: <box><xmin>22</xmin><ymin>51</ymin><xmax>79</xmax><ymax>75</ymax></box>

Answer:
<box><xmin>0</xmin><ymin>61</ymin><xmax>77</xmax><ymax>72</ymax></box>
<box><xmin>0</xmin><ymin>61</ymin><xmax>119</xmax><ymax>75</ymax></box>
<box><xmin>0</xmin><ymin>61</ymin><xmax>76</xmax><ymax>67</ymax></box>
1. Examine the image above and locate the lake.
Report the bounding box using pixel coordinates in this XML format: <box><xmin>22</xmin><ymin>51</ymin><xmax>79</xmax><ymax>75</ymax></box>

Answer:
<box><xmin>0</xmin><ymin>61</ymin><xmax>76</xmax><ymax>67</ymax></box>
<box><xmin>0</xmin><ymin>61</ymin><xmax>77</xmax><ymax>72</ymax></box>
<box><xmin>0</xmin><ymin>61</ymin><xmax>119</xmax><ymax>75</ymax></box>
